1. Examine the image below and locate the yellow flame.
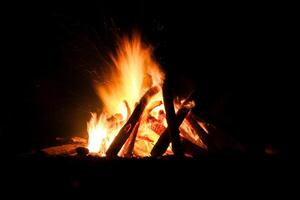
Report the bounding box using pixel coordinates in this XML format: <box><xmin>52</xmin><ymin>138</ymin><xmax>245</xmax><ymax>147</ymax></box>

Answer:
<box><xmin>87</xmin><ymin>113</ymin><xmax>107</xmax><ymax>154</ymax></box>
<box><xmin>87</xmin><ymin>113</ymin><xmax>122</xmax><ymax>155</ymax></box>
<box><xmin>87</xmin><ymin>33</ymin><xmax>165</xmax><ymax>156</ymax></box>
<box><xmin>96</xmin><ymin>33</ymin><xmax>164</xmax><ymax>115</ymax></box>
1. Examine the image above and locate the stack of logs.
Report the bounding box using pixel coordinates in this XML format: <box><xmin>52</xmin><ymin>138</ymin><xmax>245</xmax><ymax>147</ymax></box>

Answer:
<box><xmin>40</xmin><ymin>79</ymin><xmax>243</xmax><ymax>158</ymax></box>
<box><xmin>105</xmin><ymin>79</ymin><xmax>243</xmax><ymax>158</ymax></box>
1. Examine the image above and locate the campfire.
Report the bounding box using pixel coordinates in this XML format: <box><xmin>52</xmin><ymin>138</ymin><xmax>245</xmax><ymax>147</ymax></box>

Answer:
<box><xmin>41</xmin><ymin>32</ymin><xmax>243</xmax><ymax>158</ymax></box>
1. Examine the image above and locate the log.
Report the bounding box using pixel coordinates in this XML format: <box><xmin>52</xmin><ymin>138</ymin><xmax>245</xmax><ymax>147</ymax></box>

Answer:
<box><xmin>41</xmin><ymin>144</ymin><xmax>84</xmax><ymax>156</ymax></box>
<box><xmin>106</xmin><ymin>86</ymin><xmax>160</xmax><ymax>157</ymax></box>
<box><xmin>188</xmin><ymin>113</ymin><xmax>245</xmax><ymax>153</ymax></box>
<box><xmin>181</xmin><ymin>138</ymin><xmax>208</xmax><ymax>157</ymax></box>
<box><xmin>150</xmin><ymin>107</ymin><xmax>190</xmax><ymax>157</ymax></box>
<box><xmin>202</xmin><ymin>121</ymin><xmax>245</xmax><ymax>154</ymax></box>
<box><xmin>186</xmin><ymin>113</ymin><xmax>222</xmax><ymax>153</ymax></box>
<box><xmin>123</xmin><ymin>122</ymin><xmax>140</xmax><ymax>157</ymax></box>
<box><xmin>162</xmin><ymin>80</ymin><xmax>183</xmax><ymax>157</ymax></box>
<box><xmin>186</xmin><ymin>114</ymin><xmax>210</xmax><ymax>148</ymax></box>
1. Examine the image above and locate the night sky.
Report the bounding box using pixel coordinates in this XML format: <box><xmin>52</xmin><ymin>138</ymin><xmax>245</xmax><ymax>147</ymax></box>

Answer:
<box><xmin>2</xmin><ymin>1</ymin><xmax>296</xmax><ymax>156</ymax></box>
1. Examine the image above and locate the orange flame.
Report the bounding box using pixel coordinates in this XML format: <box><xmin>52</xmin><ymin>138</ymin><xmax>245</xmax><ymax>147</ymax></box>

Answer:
<box><xmin>96</xmin><ymin>33</ymin><xmax>164</xmax><ymax>115</ymax></box>
<box><xmin>87</xmin><ymin>33</ymin><xmax>165</xmax><ymax>156</ymax></box>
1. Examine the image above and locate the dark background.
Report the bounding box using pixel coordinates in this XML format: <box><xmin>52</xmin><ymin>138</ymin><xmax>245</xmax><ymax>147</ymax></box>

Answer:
<box><xmin>2</xmin><ymin>1</ymin><xmax>296</xmax><ymax>156</ymax></box>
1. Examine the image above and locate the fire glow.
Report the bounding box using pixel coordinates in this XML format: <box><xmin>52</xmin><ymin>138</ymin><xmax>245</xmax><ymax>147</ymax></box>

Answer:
<box><xmin>87</xmin><ymin>33</ymin><xmax>206</xmax><ymax>157</ymax></box>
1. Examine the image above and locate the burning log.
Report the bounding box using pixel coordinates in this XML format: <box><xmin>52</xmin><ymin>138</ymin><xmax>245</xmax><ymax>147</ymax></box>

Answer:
<box><xmin>123</xmin><ymin>122</ymin><xmax>140</xmax><ymax>157</ymax></box>
<box><xmin>162</xmin><ymin>80</ymin><xmax>183</xmax><ymax>156</ymax></box>
<box><xmin>40</xmin><ymin>137</ymin><xmax>88</xmax><ymax>156</ymax></box>
<box><xmin>188</xmin><ymin>114</ymin><xmax>245</xmax><ymax>154</ymax></box>
<box><xmin>106</xmin><ymin>86</ymin><xmax>160</xmax><ymax>157</ymax></box>
<box><xmin>186</xmin><ymin>114</ymin><xmax>211</xmax><ymax>149</ymax></box>
<box><xmin>203</xmin><ymin>122</ymin><xmax>245</xmax><ymax>154</ymax></box>
<box><xmin>41</xmin><ymin>143</ymin><xmax>85</xmax><ymax>156</ymax></box>
<box><xmin>151</xmin><ymin>107</ymin><xmax>190</xmax><ymax>157</ymax></box>
<box><xmin>181</xmin><ymin>138</ymin><xmax>208</xmax><ymax>157</ymax></box>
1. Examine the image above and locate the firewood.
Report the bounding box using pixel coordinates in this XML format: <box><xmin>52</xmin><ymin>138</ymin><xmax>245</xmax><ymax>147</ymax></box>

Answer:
<box><xmin>41</xmin><ymin>144</ymin><xmax>84</xmax><ymax>156</ymax></box>
<box><xmin>186</xmin><ymin>114</ymin><xmax>210</xmax><ymax>148</ymax></box>
<box><xmin>202</xmin><ymin>121</ymin><xmax>245</xmax><ymax>153</ymax></box>
<box><xmin>150</xmin><ymin>107</ymin><xmax>190</xmax><ymax>157</ymax></box>
<box><xmin>162</xmin><ymin>80</ymin><xmax>183</xmax><ymax>156</ymax></box>
<box><xmin>181</xmin><ymin>138</ymin><xmax>208</xmax><ymax>157</ymax></box>
<box><xmin>123</xmin><ymin>122</ymin><xmax>140</xmax><ymax>157</ymax></box>
<box><xmin>188</xmin><ymin>113</ymin><xmax>245</xmax><ymax>153</ymax></box>
<box><xmin>106</xmin><ymin>86</ymin><xmax>160</xmax><ymax>157</ymax></box>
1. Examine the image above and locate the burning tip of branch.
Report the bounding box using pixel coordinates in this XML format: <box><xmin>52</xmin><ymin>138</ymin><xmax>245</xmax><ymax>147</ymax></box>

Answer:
<box><xmin>182</xmin><ymin>100</ymin><xmax>195</xmax><ymax>109</ymax></box>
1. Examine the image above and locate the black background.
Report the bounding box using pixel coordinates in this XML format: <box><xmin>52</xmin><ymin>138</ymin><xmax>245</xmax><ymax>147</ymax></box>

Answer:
<box><xmin>2</xmin><ymin>1</ymin><xmax>297</xmax><ymax>156</ymax></box>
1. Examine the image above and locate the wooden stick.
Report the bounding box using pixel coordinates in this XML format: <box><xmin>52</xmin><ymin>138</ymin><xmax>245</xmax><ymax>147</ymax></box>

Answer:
<box><xmin>203</xmin><ymin>120</ymin><xmax>245</xmax><ymax>153</ymax></box>
<box><xmin>181</xmin><ymin>138</ymin><xmax>208</xmax><ymax>157</ymax></box>
<box><xmin>106</xmin><ymin>86</ymin><xmax>160</xmax><ymax>157</ymax></box>
<box><xmin>123</xmin><ymin>122</ymin><xmax>140</xmax><ymax>157</ymax></box>
<box><xmin>186</xmin><ymin>114</ymin><xmax>210</xmax><ymax>147</ymax></box>
<box><xmin>188</xmin><ymin>113</ymin><xmax>245</xmax><ymax>153</ymax></box>
<box><xmin>122</xmin><ymin>101</ymin><xmax>164</xmax><ymax>157</ymax></box>
<box><xmin>150</xmin><ymin>107</ymin><xmax>190</xmax><ymax>157</ymax></box>
<box><xmin>162</xmin><ymin>80</ymin><xmax>183</xmax><ymax>157</ymax></box>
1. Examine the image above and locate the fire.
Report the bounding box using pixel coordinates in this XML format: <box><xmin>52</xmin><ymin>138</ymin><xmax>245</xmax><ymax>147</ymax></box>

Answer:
<box><xmin>87</xmin><ymin>33</ymin><xmax>165</xmax><ymax>156</ymax></box>
<box><xmin>87</xmin><ymin>113</ymin><xmax>110</xmax><ymax>155</ymax></box>
<box><xmin>87</xmin><ymin>113</ymin><xmax>124</xmax><ymax>156</ymax></box>
<box><xmin>95</xmin><ymin>33</ymin><xmax>164</xmax><ymax>115</ymax></box>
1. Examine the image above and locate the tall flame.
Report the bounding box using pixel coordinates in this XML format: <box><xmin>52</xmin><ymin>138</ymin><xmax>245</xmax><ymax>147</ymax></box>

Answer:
<box><xmin>96</xmin><ymin>33</ymin><xmax>163</xmax><ymax>115</ymax></box>
<box><xmin>87</xmin><ymin>33</ymin><xmax>165</xmax><ymax>155</ymax></box>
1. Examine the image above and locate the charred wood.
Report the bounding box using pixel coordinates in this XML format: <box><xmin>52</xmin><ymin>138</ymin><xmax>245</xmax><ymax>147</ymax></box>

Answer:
<box><xmin>162</xmin><ymin>80</ymin><xmax>183</xmax><ymax>157</ymax></box>
<box><xmin>106</xmin><ymin>86</ymin><xmax>160</xmax><ymax>157</ymax></box>
<box><xmin>151</xmin><ymin>107</ymin><xmax>190</xmax><ymax>157</ymax></box>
